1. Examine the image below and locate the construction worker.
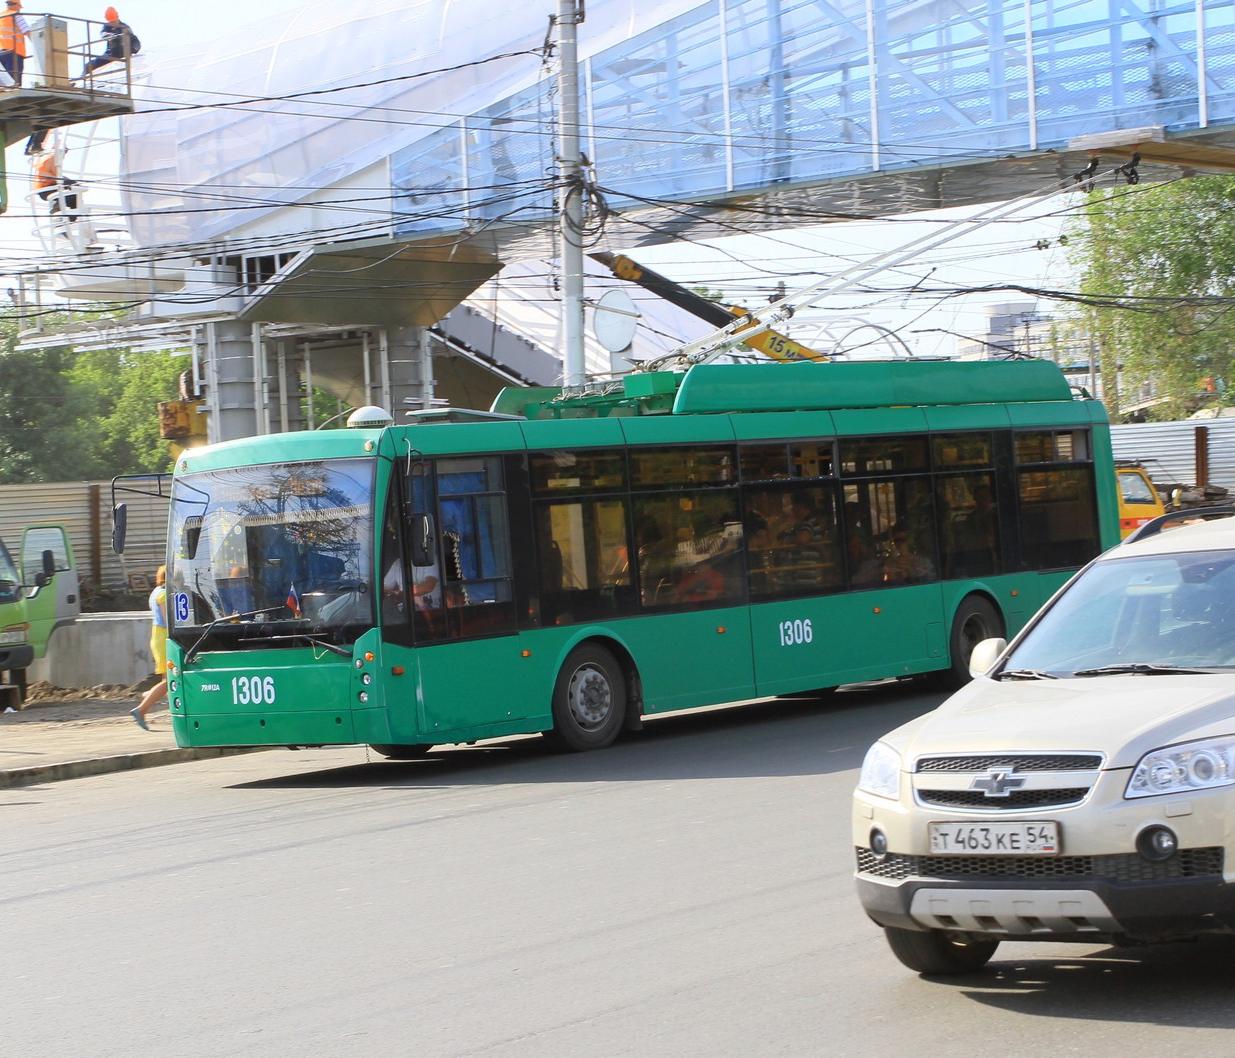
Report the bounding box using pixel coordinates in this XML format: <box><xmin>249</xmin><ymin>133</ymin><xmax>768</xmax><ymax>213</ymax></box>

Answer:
<box><xmin>82</xmin><ymin>6</ymin><xmax>140</xmax><ymax>79</ymax></box>
<box><xmin>34</xmin><ymin>151</ymin><xmax>79</xmax><ymax>217</ymax></box>
<box><xmin>0</xmin><ymin>0</ymin><xmax>29</xmax><ymax>88</ymax></box>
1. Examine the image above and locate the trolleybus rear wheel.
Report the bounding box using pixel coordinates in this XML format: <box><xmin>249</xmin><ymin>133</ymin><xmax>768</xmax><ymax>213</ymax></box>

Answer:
<box><xmin>369</xmin><ymin>743</ymin><xmax>433</xmax><ymax>760</ymax></box>
<box><xmin>546</xmin><ymin>644</ymin><xmax>627</xmax><ymax>752</ymax></box>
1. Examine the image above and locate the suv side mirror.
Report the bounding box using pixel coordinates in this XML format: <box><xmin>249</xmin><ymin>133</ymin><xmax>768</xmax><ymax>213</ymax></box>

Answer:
<box><xmin>112</xmin><ymin>502</ymin><xmax>128</xmax><ymax>555</ymax></box>
<box><xmin>410</xmin><ymin>513</ymin><xmax>436</xmax><ymax>568</ymax></box>
<box><xmin>969</xmin><ymin>637</ymin><xmax>1007</xmax><ymax>679</ymax></box>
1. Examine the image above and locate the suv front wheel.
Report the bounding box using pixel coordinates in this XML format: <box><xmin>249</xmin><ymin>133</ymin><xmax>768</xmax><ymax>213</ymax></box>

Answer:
<box><xmin>884</xmin><ymin>927</ymin><xmax>999</xmax><ymax>974</ymax></box>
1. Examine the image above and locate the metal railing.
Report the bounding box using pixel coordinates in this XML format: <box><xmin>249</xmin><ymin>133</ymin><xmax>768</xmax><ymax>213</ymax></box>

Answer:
<box><xmin>0</xmin><ymin>12</ymin><xmax>133</xmax><ymax>97</ymax></box>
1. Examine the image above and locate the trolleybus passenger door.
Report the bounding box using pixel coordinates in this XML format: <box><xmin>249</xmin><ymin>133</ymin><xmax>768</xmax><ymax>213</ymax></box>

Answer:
<box><xmin>407</xmin><ymin>456</ymin><xmax>535</xmax><ymax>738</ymax></box>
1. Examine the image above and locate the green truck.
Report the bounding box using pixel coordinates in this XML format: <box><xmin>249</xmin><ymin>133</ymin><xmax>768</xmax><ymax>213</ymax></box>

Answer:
<box><xmin>0</xmin><ymin>525</ymin><xmax>81</xmax><ymax>708</ymax></box>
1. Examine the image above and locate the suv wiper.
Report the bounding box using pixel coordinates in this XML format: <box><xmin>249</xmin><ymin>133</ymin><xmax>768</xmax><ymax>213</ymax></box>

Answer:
<box><xmin>996</xmin><ymin>668</ymin><xmax>1060</xmax><ymax>681</ymax></box>
<box><xmin>182</xmin><ymin>607</ymin><xmax>288</xmax><ymax>665</ymax></box>
<box><xmin>237</xmin><ymin>632</ymin><xmax>350</xmax><ymax>657</ymax></box>
<box><xmin>1072</xmin><ymin>663</ymin><xmax>1226</xmax><ymax>677</ymax></box>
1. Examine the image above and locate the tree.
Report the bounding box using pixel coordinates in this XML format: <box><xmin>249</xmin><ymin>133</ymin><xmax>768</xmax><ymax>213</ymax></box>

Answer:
<box><xmin>1069</xmin><ymin>175</ymin><xmax>1235</xmax><ymax>418</ymax></box>
<box><xmin>0</xmin><ymin>323</ymin><xmax>182</xmax><ymax>483</ymax></box>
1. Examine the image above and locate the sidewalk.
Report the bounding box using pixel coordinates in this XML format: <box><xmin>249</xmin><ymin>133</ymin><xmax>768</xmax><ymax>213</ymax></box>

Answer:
<box><xmin>0</xmin><ymin>694</ymin><xmax>262</xmax><ymax>789</ymax></box>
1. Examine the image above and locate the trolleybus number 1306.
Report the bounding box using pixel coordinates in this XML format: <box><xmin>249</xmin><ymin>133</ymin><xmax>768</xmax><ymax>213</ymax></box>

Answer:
<box><xmin>778</xmin><ymin>619</ymin><xmax>814</xmax><ymax>647</ymax></box>
<box><xmin>232</xmin><ymin>676</ymin><xmax>277</xmax><ymax>706</ymax></box>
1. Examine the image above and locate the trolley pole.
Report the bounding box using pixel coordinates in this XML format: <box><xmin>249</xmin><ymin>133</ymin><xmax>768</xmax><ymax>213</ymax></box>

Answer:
<box><xmin>556</xmin><ymin>0</ymin><xmax>586</xmax><ymax>386</ymax></box>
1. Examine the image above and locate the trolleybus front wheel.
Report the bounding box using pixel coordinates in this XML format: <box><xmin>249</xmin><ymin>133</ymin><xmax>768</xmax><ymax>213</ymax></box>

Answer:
<box><xmin>369</xmin><ymin>743</ymin><xmax>433</xmax><ymax>760</ymax></box>
<box><xmin>545</xmin><ymin>643</ymin><xmax>627</xmax><ymax>752</ymax></box>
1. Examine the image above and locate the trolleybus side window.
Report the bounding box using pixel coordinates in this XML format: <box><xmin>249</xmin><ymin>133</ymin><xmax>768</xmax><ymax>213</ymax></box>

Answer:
<box><xmin>529</xmin><ymin>450</ymin><xmax>637</xmax><ymax>626</ymax></box>
<box><xmin>933</xmin><ymin>433</ymin><xmax>1000</xmax><ymax>579</ymax></box>
<box><xmin>840</xmin><ymin>435</ymin><xmax>938</xmax><ymax>588</ymax></box>
<box><xmin>740</xmin><ymin>441</ymin><xmax>842</xmax><ymax>600</ymax></box>
<box><xmin>419</xmin><ymin>456</ymin><xmax>517</xmax><ymax>641</ymax></box>
<box><xmin>1014</xmin><ymin>429</ymin><xmax>1099</xmax><ymax>570</ymax></box>
<box><xmin>379</xmin><ymin>487</ymin><xmax>411</xmax><ymax>637</ymax></box>
<box><xmin>629</xmin><ymin>446</ymin><xmax>742</xmax><ymax>609</ymax></box>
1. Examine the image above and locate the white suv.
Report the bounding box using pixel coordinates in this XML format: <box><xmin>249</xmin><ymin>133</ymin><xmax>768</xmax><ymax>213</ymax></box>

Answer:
<box><xmin>853</xmin><ymin>508</ymin><xmax>1235</xmax><ymax>974</ymax></box>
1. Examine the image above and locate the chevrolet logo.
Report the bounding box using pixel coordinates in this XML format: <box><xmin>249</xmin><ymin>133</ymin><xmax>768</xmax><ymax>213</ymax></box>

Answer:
<box><xmin>969</xmin><ymin>769</ymin><xmax>1027</xmax><ymax>798</ymax></box>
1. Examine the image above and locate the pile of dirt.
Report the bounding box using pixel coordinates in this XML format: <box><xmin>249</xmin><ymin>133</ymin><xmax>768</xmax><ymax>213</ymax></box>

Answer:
<box><xmin>22</xmin><ymin>675</ymin><xmax>160</xmax><ymax>705</ymax></box>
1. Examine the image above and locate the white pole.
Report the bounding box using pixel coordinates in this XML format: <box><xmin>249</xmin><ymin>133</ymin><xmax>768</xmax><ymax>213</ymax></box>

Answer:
<box><xmin>557</xmin><ymin>0</ymin><xmax>587</xmax><ymax>386</ymax></box>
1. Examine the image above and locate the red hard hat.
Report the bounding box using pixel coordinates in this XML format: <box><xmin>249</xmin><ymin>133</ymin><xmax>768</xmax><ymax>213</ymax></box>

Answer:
<box><xmin>104</xmin><ymin>5</ymin><xmax>119</xmax><ymax>20</ymax></box>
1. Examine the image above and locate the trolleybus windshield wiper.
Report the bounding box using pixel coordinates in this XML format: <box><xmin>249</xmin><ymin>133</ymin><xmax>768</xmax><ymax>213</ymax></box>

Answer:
<box><xmin>182</xmin><ymin>607</ymin><xmax>287</xmax><ymax>665</ymax></box>
<box><xmin>236</xmin><ymin>632</ymin><xmax>350</xmax><ymax>656</ymax></box>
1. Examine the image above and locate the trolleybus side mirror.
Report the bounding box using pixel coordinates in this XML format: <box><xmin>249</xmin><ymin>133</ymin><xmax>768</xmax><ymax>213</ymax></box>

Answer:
<box><xmin>411</xmin><ymin>513</ymin><xmax>436</xmax><ymax>567</ymax></box>
<box><xmin>968</xmin><ymin>637</ymin><xmax>1007</xmax><ymax>680</ymax></box>
<box><xmin>111</xmin><ymin>502</ymin><xmax>128</xmax><ymax>555</ymax></box>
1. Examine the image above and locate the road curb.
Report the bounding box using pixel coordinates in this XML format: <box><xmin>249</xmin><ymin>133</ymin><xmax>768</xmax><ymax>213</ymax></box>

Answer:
<box><xmin>0</xmin><ymin>746</ymin><xmax>268</xmax><ymax>789</ymax></box>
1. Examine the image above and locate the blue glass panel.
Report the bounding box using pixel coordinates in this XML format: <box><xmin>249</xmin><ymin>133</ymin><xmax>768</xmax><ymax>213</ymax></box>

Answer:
<box><xmin>1033</xmin><ymin>0</ymin><xmax>1204</xmax><ymax>144</ymax></box>
<box><xmin>1198</xmin><ymin>0</ymin><xmax>1235</xmax><ymax>126</ymax></box>
<box><xmin>726</xmin><ymin>0</ymin><xmax>877</xmax><ymax>188</ymax></box>
<box><xmin>392</xmin><ymin>124</ymin><xmax>468</xmax><ymax>236</ymax></box>
<box><xmin>466</xmin><ymin>81</ymin><xmax>556</xmax><ymax>224</ymax></box>
<box><xmin>590</xmin><ymin>1</ymin><xmax>729</xmax><ymax>208</ymax></box>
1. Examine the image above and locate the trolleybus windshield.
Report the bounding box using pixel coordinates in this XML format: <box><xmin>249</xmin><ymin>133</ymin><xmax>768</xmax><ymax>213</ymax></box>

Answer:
<box><xmin>168</xmin><ymin>459</ymin><xmax>375</xmax><ymax>648</ymax></box>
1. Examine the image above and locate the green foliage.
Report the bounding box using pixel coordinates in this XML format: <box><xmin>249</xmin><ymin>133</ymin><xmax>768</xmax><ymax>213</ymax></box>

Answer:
<box><xmin>0</xmin><ymin>323</ymin><xmax>181</xmax><ymax>483</ymax></box>
<box><xmin>1069</xmin><ymin>176</ymin><xmax>1235</xmax><ymax>418</ymax></box>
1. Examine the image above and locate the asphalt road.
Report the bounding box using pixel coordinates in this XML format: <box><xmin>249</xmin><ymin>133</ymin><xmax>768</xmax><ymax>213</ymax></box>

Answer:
<box><xmin>5</xmin><ymin>681</ymin><xmax>1235</xmax><ymax>1058</ymax></box>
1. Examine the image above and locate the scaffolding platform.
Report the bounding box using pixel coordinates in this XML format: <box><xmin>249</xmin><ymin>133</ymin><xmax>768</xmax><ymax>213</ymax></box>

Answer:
<box><xmin>0</xmin><ymin>86</ymin><xmax>133</xmax><ymax>145</ymax></box>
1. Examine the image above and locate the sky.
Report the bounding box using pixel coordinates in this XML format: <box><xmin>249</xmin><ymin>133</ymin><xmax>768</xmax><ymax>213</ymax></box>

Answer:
<box><xmin>2</xmin><ymin>0</ymin><xmax>1074</xmax><ymax>360</ymax></box>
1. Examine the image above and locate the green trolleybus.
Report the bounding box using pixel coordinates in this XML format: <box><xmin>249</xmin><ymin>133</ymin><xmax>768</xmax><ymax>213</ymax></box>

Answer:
<box><xmin>148</xmin><ymin>360</ymin><xmax>1118</xmax><ymax>756</ymax></box>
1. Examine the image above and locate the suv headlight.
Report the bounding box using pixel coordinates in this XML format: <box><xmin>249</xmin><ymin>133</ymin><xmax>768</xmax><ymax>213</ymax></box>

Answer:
<box><xmin>1126</xmin><ymin>736</ymin><xmax>1235</xmax><ymax>798</ymax></box>
<box><xmin>857</xmin><ymin>741</ymin><xmax>902</xmax><ymax>801</ymax></box>
<box><xmin>0</xmin><ymin>623</ymin><xmax>28</xmax><ymax>645</ymax></box>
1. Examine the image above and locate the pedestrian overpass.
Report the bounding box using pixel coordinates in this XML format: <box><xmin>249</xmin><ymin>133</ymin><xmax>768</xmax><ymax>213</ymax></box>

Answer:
<box><xmin>19</xmin><ymin>0</ymin><xmax>1235</xmax><ymax>438</ymax></box>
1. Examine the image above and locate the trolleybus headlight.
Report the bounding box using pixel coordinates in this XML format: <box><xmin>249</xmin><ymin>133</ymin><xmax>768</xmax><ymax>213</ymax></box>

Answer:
<box><xmin>856</xmin><ymin>741</ymin><xmax>902</xmax><ymax>801</ymax></box>
<box><xmin>169</xmin><ymin>680</ymin><xmax>177</xmax><ymax>692</ymax></box>
<box><xmin>354</xmin><ymin>659</ymin><xmax>364</xmax><ymax>670</ymax></box>
<box><xmin>358</xmin><ymin>691</ymin><xmax>369</xmax><ymax>704</ymax></box>
<box><xmin>173</xmin><ymin>698</ymin><xmax>182</xmax><ymax>710</ymax></box>
<box><xmin>1136</xmin><ymin>825</ymin><xmax>1178</xmax><ymax>862</ymax></box>
<box><xmin>362</xmin><ymin>673</ymin><xmax>372</xmax><ymax>686</ymax></box>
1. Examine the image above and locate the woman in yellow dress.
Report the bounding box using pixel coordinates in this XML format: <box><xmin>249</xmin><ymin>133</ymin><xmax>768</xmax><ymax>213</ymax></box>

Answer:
<box><xmin>130</xmin><ymin>565</ymin><xmax>167</xmax><ymax>730</ymax></box>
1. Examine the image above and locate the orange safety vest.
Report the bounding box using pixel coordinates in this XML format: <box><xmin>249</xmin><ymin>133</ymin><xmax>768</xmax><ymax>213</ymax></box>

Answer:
<box><xmin>0</xmin><ymin>14</ymin><xmax>28</xmax><ymax>58</ymax></box>
<box><xmin>34</xmin><ymin>154</ymin><xmax>57</xmax><ymax>192</ymax></box>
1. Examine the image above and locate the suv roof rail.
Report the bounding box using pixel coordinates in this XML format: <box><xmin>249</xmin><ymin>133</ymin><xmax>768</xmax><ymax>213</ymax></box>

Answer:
<box><xmin>1123</xmin><ymin>505</ymin><xmax>1235</xmax><ymax>545</ymax></box>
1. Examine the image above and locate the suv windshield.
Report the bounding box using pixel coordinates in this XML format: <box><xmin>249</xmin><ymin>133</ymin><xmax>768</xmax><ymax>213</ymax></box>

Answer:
<box><xmin>1003</xmin><ymin>550</ymin><xmax>1235</xmax><ymax>677</ymax></box>
<box><xmin>168</xmin><ymin>459</ymin><xmax>375</xmax><ymax>647</ymax></box>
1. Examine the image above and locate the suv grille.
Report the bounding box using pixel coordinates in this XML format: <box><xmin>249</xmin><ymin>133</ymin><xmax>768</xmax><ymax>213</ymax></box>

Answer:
<box><xmin>916</xmin><ymin>754</ymin><xmax>1102</xmax><ymax>773</ymax></box>
<box><xmin>855</xmin><ymin>846</ymin><xmax>1224</xmax><ymax>883</ymax></box>
<box><xmin>916</xmin><ymin>788</ymin><xmax>1089</xmax><ymax>809</ymax></box>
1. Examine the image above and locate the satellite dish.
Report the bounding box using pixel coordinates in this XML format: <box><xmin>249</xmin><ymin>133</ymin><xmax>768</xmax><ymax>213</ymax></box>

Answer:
<box><xmin>593</xmin><ymin>289</ymin><xmax>639</xmax><ymax>354</ymax></box>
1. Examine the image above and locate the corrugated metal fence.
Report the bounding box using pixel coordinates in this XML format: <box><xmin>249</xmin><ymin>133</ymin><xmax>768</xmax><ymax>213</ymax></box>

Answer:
<box><xmin>1110</xmin><ymin>419</ymin><xmax>1235</xmax><ymax>491</ymax></box>
<box><xmin>0</xmin><ymin>480</ymin><xmax>169</xmax><ymax>596</ymax></box>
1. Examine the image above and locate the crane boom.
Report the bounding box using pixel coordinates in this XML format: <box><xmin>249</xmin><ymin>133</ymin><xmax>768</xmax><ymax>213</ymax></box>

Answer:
<box><xmin>591</xmin><ymin>251</ymin><xmax>826</xmax><ymax>363</ymax></box>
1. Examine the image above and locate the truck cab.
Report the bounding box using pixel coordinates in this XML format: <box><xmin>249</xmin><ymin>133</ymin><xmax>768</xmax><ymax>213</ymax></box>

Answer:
<box><xmin>0</xmin><ymin>525</ymin><xmax>80</xmax><ymax>708</ymax></box>
<box><xmin>1116</xmin><ymin>461</ymin><xmax>1167</xmax><ymax>538</ymax></box>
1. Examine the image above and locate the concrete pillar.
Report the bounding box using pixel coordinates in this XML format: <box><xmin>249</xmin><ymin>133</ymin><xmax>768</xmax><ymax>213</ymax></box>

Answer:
<box><xmin>203</xmin><ymin>318</ymin><xmax>260</xmax><ymax>443</ymax></box>
<box><xmin>385</xmin><ymin>325</ymin><xmax>435</xmax><ymax>413</ymax></box>
<box><xmin>271</xmin><ymin>340</ymin><xmax>308</xmax><ymax>434</ymax></box>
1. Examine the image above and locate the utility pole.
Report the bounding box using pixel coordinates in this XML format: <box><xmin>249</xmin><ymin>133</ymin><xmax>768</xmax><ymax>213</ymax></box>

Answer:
<box><xmin>556</xmin><ymin>0</ymin><xmax>586</xmax><ymax>386</ymax></box>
